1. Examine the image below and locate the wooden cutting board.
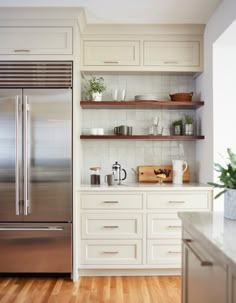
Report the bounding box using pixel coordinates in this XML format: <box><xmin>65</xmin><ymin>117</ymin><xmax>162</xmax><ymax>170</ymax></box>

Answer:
<box><xmin>138</xmin><ymin>165</ymin><xmax>190</xmax><ymax>183</ymax></box>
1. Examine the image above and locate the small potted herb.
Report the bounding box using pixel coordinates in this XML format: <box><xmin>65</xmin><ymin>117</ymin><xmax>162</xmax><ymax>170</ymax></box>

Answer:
<box><xmin>86</xmin><ymin>76</ymin><xmax>106</xmax><ymax>101</ymax></box>
<box><xmin>208</xmin><ymin>148</ymin><xmax>236</xmax><ymax>219</ymax></box>
<box><xmin>183</xmin><ymin>114</ymin><xmax>194</xmax><ymax>135</ymax></box>
<box><xmin>172</xmin><ymin>119</ymin><xmax>183</xmax><ymax>135</ymax></box>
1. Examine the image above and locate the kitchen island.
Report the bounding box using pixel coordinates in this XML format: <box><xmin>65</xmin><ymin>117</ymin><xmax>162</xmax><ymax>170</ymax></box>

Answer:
<box><xmin>179</xmin><ymin>211</ymin><xmax>236</xmax><ymax>303</ymax></box>
<box><xmin>76</xmin><ymin>183</ymin><xmax>213</xmax><ymax>277</ymax></box>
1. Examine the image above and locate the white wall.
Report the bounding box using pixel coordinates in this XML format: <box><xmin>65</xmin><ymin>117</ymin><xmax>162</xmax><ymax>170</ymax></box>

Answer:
<box><xmin>196</xmin><ymin>0</ymin><xmax>236</xmax><ymax>185</ymax></box>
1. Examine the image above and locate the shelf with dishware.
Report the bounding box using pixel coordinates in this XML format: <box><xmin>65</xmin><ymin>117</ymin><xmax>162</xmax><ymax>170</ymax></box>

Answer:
<box><xmin>80</xmin><ymin>135</ymin><xmax>205</xmax><ymax>141</ymax></box>
<box><xmin>80</xmin><ymin>101</ymin><xmax>204</xmax><ymax>110</ymax></box>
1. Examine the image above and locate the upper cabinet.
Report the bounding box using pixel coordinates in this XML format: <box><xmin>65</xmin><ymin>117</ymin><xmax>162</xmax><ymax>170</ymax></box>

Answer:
<box><xmin>143</xmin><ymin>41</ymin><xmax>200</xmax><ymax>68</ymax></box>
<box><xmin>83</xmin><ymin>40</ymin><xmax>140</xmax><ymax>66</ymax></box>
<box><xmin>0</xmin><ymin>27</ymin><xmax>73</xmax><ymax>55</ymax></box>
<box><xmin>80</xmin><ymin>25</ymin><xmax>204</xmax><ymax>73</ymax></box>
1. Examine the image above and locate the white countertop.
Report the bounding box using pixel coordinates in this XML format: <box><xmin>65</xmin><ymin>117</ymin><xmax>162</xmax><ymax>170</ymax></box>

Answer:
<box><xmin>178</xmin><ymin>211</ymin><xmax>236</xmax><ymax>271</ymax></box>
<box><xmin>79</xmin><ymin>183</ymin><xmax>212</xmax><ymax>191</ymax></box>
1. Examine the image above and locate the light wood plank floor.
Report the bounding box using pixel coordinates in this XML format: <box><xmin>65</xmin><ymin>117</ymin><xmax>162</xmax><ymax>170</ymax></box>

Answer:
<box><xmin>0</xmin><ymin>276</ymin><xmax>181</xmax><ymax>303</ymax></box>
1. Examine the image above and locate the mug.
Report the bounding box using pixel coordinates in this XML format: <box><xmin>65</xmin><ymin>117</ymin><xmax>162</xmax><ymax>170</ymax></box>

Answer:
<box><xmin>172</xmin><ymin>160</ymin><xmax>188</xmax><ymax>184</ymax></box>
<box><xmin>114</xmin><ymin>125</ymin><xmax>132</xmax><ymax>136</ymax></box>
<box><xmin>104</xmin><ymin>174</ymin><xmax>115</xmax><ymax>186</ymax></box>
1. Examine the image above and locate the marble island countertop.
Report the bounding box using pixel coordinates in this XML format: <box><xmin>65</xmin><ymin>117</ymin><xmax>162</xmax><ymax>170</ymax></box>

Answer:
<box><xmin>79</xmin><ymin>182</ymin><xmax>212</xmax><ymax>191</ymax></box>
<box><xmin>178</xmin><ymin>211</ymin><xmax>236</xmax><ymax>272</ymax></box>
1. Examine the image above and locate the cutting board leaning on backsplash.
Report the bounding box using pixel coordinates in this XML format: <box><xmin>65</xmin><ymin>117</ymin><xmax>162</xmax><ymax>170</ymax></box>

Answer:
<box><xmin>138</xmin><ymin>165</ymin><xmax>190</xmax><ymax>183</ymax></box>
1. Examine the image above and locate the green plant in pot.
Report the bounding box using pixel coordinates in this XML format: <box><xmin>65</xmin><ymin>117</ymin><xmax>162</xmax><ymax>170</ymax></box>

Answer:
<box><xmin>208</xmin><ymin>148</ymin><xmax>236</xmax><ymax>219</ymax></box>
<box><xmin>183</xmin><ymin>114</ymin><xmax>194</xmax><ymax>135</ymax></box>
<box><xmin>86</xmin><ymin>76</ymin><xmax>106</xmax><ymax>101</ymax></box>
<box><xmin>172</xmin><ymin>119</ymin><xmax>183</xmax><ymax>135</ymax></box>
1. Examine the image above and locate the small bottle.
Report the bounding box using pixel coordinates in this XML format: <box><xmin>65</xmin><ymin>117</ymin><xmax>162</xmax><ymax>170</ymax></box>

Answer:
<box><xmin>90</xmin><ymin>167</ymin><xmax>101</xmax><ymax>185</ymax></box>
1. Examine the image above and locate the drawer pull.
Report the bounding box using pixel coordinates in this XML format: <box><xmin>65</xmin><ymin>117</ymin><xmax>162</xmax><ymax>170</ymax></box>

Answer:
<box><xmin>103</xmin><ymin>61</ymin><xmax>119</xmax><ymax>64</ymax></box>
<box><xmin>183</xmin><ymin>239</ymin><xmax>213</xmax><ymax>266</ymax></box>
<box><xmin>103</xmin><ymin>226</ymin><xmax>119</xmax><ymax>229</ymax></box>
<box><xmin>168</xmin><ymin>200</ymin><xmax>185</xmax><ymax>204</ymax></box>
<box><xmin>168</xmin><ymin>225</ymin><xmax>182</xmax><ymax>228</ymax></box>
<box><xmin>168</xmin><ymin>251</ymin><xmax>181</xmax><ymax>254</ymax></box>
<box><xmin>14</xmin><ymin>49</ymin><xmax>31</xmax><ymax>53</ymax></box>
<box><xmin>103</xmin><ymin>201</ymin><xmax>119</xmax><ymax>204</ymax></box>
<box><xmin>164</xmin><ymin>61</ymin><xmax>178</xmax><ymax>64</ymax></box>
<box><xmin>103</xmin><ymin>251</ymin><xmax>119</xmax><ymax>254</ymax></box>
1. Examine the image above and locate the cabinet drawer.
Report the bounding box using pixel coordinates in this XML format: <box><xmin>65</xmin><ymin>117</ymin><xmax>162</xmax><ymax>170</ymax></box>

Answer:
<box><xmin>0</xmin><ymin>27</ymin><xmax>72</xmax><ymax>55</ymax></box>
<box><xmin>81</xmin><ymin>240</ymin><xmax>142</xmax><ymax>265</ymax></box>
<box><xmin>81</xmin><ymin>214</ymin><xmax>143</xmax><ymax>239</ymax></box>
<box><xmin>81</xmin><ymin>193</ymin><xmax>143</xmax><ymax>210</ymax></box>
<box><xmin>147</xmin><ymin>239</ymin><xmax>181</xmax><ymax>265</ymax></box>
<box><xmin>143</xmin><ymin>41</ymin><xmax>199</xmax><ymax>67</ymax></box>
<box><xmin>147</xmin><ymin>192</ymin><xmax>210</xmax><ymax>210</ymax></box>
<box><xmin>147</xmin><ymin>213</ymin><xmax>182</xmax><ymax>239</ymax></box>
<box><xmin>83</xmin><ymin>40</ymin><xmax>140</xmax><ymax>66</ymax></box>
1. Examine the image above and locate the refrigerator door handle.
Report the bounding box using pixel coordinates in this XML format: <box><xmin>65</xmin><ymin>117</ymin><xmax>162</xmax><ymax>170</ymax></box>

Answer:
<box><xmin>15</xmin><ymin>96</ymin><xmax>20</xmax><ymax>215</ymax></box>
<box><xmin>23</xmin><ymin>96</ymin><xmax>30</xmax><ymax>216</ymax></box>
<box><xmin>0</xmin><ymin>226</ymin><xmax>64</xmax><ymax>231</ymax></box>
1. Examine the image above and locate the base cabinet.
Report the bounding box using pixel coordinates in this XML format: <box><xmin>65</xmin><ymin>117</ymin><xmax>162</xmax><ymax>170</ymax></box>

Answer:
<box><xmin>79</xmin><ymin>188</ymin><xmax>212</xmax><ymax>274</ymax></box>
<box><xmin>182</xmin><ymin>231</ymin><xmax>227</xmax><ymax>303</ymax></box>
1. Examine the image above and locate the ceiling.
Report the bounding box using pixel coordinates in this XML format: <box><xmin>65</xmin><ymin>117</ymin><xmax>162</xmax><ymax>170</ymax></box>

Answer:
<box><xmin>1</xmin><ymin>0</ymin><xmax>222</xmax><ymax>24</ymax></box>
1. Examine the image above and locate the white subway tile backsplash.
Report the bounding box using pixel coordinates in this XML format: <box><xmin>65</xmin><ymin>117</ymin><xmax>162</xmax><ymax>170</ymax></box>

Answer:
<box><xmin>81</xmin><ymin>74</ymin><xmax>197</xmax><ymax>183</ymax></box>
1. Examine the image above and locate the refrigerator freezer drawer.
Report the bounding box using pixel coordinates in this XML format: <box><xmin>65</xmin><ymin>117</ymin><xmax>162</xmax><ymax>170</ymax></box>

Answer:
<box><xmin>0</xmin><ymin>223</ymin><xmax>72</xmax><ymax>273</ymax></box>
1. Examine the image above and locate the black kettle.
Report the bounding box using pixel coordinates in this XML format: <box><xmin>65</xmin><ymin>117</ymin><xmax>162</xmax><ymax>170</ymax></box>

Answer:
<box><xmin>112</xmin><ymin>161</ymin><xmax>127</xmax><ymax>185</ymax></box>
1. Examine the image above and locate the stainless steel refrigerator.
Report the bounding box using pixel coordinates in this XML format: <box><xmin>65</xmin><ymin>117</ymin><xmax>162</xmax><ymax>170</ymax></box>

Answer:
<box><xmin>0</xmin><ymin>62</ymin><xmax>72</xmax><ymax>273</ymax></box>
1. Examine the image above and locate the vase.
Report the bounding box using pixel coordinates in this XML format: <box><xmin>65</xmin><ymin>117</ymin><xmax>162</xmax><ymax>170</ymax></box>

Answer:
<box><xmin>92</xmin><ymin>92</ymin><xmax>102</xmax><ymax>101</ymax></box>
<box><xmin>224</xmin><ymin>189</ymin><xmax>236</xmax><ymax>220</ymax></box>
<box><xmin>173</xmin><ymin>125</ymin><xmax>182</xmax><ymax>135</ymax></box>
<box><xmin>183</xmin><ymin>124</ymin><xmax>193</xmax><ymax>135</ymax></box>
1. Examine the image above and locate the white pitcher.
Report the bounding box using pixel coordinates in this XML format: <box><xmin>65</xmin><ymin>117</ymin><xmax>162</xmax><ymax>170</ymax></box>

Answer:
<box><xmin>172</xmin><ymin>160</ymin><xmax>188</xmax><ymax>184</ymax></box>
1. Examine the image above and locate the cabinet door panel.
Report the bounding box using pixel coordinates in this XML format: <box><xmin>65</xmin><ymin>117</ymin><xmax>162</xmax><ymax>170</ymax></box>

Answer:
<box><xmin>81</xmin><ymin>239</ymin><xmax>142</xmax><ymax>265</ymax></box>
<box><xmin>81</xmin><ymin>214</ymin><xmax>143</xmax><ymax>239</ymax></box>
<box><xmin>0</xmin><ymin>27</ymin><xmax>72</xmax><ymax>55</ymax></box>
<box><xmin>83</xmin><ymin>41</ymin><xmax>140</xmax><ymax>66</ymax></box>
<box><xmin>144</xmin><ymin>41</ymin><xmax>199</xmax><ymax>67</ymax></box>
<box><xmin>81</xmin><ymin>193</ymin><xmax>143</xmax><ymax>210</ymax></box>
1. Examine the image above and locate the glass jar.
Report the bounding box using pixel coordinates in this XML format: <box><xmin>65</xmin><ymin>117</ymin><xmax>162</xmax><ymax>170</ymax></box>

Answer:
<box><xmin>90</xmin><ymin>167</ymin><xmax>101</xmax><ymax>185</ymax></box>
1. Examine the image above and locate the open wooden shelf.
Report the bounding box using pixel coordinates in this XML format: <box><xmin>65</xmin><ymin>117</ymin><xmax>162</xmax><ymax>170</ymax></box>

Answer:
<box><xmin>80</xmin><ymin>100</ymin><xmax>204</xmax><ymax>110</ymax></box>
<box><xmin>80</xmin><ymin>135</ymin><xmax>205</xmax><ymax>141</ymax></box>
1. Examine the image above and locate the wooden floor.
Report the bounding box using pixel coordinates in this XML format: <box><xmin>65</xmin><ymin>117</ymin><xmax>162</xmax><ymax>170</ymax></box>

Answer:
<box><xmin>0</xmin><ymin>276</ymin><xmax>181</xmax><ymax>303</ymax></box>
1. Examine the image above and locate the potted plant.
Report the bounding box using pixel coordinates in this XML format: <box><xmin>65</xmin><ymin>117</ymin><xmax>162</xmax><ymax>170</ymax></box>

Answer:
<box><xmin>208</xmin><ymin>148</ymin><xmax>236</xmax><ymax>219</ymax></box>
<box><xmin>172</xmin><ymin>119</ymin><xmax>183</xmax><ymax>135</ymax></box>
<box><xmin>183</xmin><ymin>114</ymin><xmax>194</xmax><ymax>135</ymax></box>
<box><xmin>86</xmin><ymin>76</ymin><xmax>106</xmax><ymax>101</ymax></box>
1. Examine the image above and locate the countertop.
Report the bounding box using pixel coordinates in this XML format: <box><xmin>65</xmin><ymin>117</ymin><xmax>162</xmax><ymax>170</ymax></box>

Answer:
<box><xmin>178</xmin><ymin>211</ymin><xmax>236</xmax><ymax>272</ymax></box>
<box><xmin>79</xmin><ymin>183</ymin><xmax>212</xmax><ymax>192</ymax></box>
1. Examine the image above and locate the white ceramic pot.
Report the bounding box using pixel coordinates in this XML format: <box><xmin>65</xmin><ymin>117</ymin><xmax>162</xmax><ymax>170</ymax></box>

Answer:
<box><xmin>92</xmin><ymin>92</ymin><xmax>102</xmax><ymax>101</ymax></box>
<box><xmin>224</xmin><ymin>189</ymin><xmax>236</xmax><ymax>220</ymax></box>
<box><xmin>183</xmin><ymin>124</ymin><xmax>193</xmax><ymax>135</ymax></box>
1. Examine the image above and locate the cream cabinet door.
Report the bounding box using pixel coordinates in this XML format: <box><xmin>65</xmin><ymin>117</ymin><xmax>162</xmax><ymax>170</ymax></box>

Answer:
<box><xmin>147</xmin><ymin>213</ymin><xmax>182</xmax><ymax>239</ymax></box>
<box><xmin>0</xmin><ymin>27</ymin><xmax>73</xmax><ymax>55</ymax></box>
<box><xmin>147</xmin><ymin>239</ymin><xmax>181</xmax><ymax>265</ymax></box>
<box><xmin>144</xmin><ymin>41</ymin><xmax>200</xmax><ymax>67</ymax></box>
<box><xmin>81</xmin><ymin>213</ymin><xmax>143</xmax><ymax>239</ymax></box>
<box><xmin>83</xmin><ymin>40</ymin><xmax>140</xmax><ymax>66</ymax></box>
<box><xmin>81</xmin><ymin>239</ymin><xmax>142</xmax><ymax>265</ymax></box>
<box><xmin>80</xmin><ymin>193</ymin><xmax>143</xmax><ymax>210</ymax></box>
<box><xmin>147</xmin><ymin>191</ymin><xmax>210</xmax><ymax>211</ymax></box>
